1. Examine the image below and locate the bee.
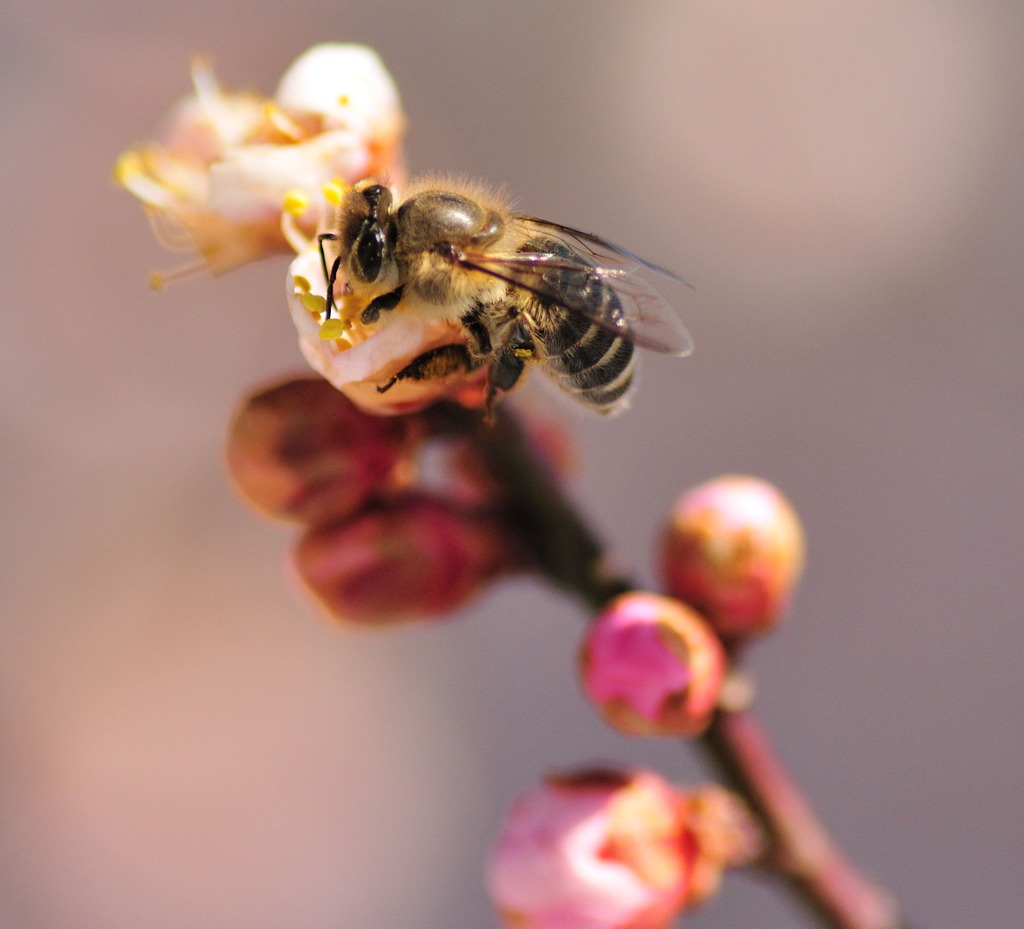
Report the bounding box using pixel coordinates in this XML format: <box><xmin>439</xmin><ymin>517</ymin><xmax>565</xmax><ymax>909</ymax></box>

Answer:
<box><xmin>318</xmin><ymin>177</ymin><xmax>693</xmax><ymax>414</ymax></box>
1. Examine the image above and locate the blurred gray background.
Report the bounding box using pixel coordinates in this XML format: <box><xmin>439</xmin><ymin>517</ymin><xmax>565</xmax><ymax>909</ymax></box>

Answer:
<box><xmin>2</xmin><ymin>1</ymin><xmax>1022</xmax><ymax>927</ymax></box>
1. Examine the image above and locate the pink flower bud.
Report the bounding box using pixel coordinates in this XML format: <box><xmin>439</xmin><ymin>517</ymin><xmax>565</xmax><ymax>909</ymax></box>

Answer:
<box><xmin>580</xmin><ymin>593</ymin><xmax>725</xmax><ymax>738</ymax></box>
<box><xmin>658</xmin><ymin>476</ymin><xmax>805</xmax><ymax>641</ymax></box>
<box><xmin>224</xmin><ymin>377</ymin><xmax>416</xmax><ymax>525</ymax></box>
<box><xmin>290</xmin><ymin>495</ymin><xmax>511</xmax><ymax>624</ymax></box>
<box><xmin>676</xmin><ymin>784</ymin><xmax>762</xmax><ymax>907</ymax></box>
<box><xmin>487</xmin><ymin>770</ymin><xmax>754</xmax><ymax>929</ymax></box>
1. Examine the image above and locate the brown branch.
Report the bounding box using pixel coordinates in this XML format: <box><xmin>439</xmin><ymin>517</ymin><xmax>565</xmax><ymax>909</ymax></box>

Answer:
<box><xmin>424</xmin><ymin>402</ymin><xmax>631</xmax><ymax>608</ymax></box>
<box><xmin>702</xmin><ymin>708</ymin><xmax>900</xmax><ymax>929</ymax></box>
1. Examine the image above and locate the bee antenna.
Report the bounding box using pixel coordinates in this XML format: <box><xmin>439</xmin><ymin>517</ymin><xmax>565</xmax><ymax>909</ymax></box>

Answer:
<box><xmin>317</xmin><ymin>232</ymin><xmax>341</xmax><ymax>320</ymax></box>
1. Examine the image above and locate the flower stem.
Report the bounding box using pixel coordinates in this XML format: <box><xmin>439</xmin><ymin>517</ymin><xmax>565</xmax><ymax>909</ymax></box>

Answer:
<box><xmin>701</xmin><ymin>708</ymin><xmax>900</xmax><ymax>929</ymax></box>
<box><xmin>426</xmin><ymin>402</ymin><xmax>631</xmax><ymax>608</ymax></box>
<box><xmin>463</xmin><ymin>404</ymin><xmax>904</xmax><ymax>929</ymax></box>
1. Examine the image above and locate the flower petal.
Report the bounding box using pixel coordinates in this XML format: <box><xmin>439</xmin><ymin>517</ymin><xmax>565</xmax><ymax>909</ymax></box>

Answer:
<box><xmin>286</xmin><ymin>248</ymin><xmax>487</xmax><ymax>415</ymax></box>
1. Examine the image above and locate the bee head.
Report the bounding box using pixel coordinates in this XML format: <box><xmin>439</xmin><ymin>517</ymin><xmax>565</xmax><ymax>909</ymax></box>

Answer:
<box><xmin>337</xmin><ymin>181</ymin><xmax>396</xmax><ymax>287</ymax></box>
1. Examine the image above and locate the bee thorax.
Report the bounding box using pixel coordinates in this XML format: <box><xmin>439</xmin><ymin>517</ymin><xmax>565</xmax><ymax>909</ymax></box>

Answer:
<box><xmin>404</xmin><ymin>252</ymin><xmax>506</xmax><ymax>307</ymax></box>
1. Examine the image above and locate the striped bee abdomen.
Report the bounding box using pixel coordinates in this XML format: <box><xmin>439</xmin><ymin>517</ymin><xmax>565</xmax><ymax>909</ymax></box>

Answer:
<box><xmin>528</xmin><ymin>241</ymin><xmax>636</xmax><ymax>412</ymax></box>
<box><xmin>536</xmin><ymin>305</ymin><xmax>635</xmax><ymax>412</ymax></box>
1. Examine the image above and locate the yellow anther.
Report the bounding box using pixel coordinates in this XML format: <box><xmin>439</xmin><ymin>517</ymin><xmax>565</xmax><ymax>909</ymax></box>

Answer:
<box><xmin>292</xmin><ymin>274</ymin><xmax>312</xmax><ymax>294</ymax></box>
<box><xmin>338</xmin><ymin>94</ymin><xmax>350</xmax><ymax>106</ymax></box>
<box><xmin>319</xmin><ymin>318</ymin><xmax>349</xmax><ymax>340</ymax></box>
<box><xmin>283</xmin><ymin>189</ymin><xmax>309</xmax><ymax>216</ymax></box>
<box><xmin>322</xmin><ymin>179</ymin><xmax>350</xmax><ymax>207</ymax></box>
<box><xmin>147</xmin><ymin>261</ymin><xmax>203</xmax><ymax>289</ymax></box>
<box><xmin>300</xmin><ymin>292</ymin><xmax>327</xmax><ymax>318</ymax></box>
<box><xmin>112</xmin><ymin>150</ymin><xmax>143</xmax><ymax>184</ymax></box>
<box><xmin>262</xmin><ymin>102</ymin><xmax>288</xmax><ymax>129</ymax></box>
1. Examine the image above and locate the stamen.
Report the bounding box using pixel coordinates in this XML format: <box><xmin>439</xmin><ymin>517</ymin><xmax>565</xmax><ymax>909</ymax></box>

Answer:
<box><xmin>322</xmin><ymin>179</ymin><xmax>350</xmax><ymax>207</ymax></box>
<box><xmin>112</xmin><ymin>150</ymin><xmax>142</xmax><ymax>184</ymax></box>
<box><xmin>145</xmin><ymin>206</ymin><xmax>195</xmax><ymax>251</ymax></box>
<box><xmin>189</xmin><ymin>54</ymin><xmax>246</xmax><ymax>150</ymax></box>
<box><xmin>300</xmin><ymin>292</ymin><xmax>327</xmax><ymax>318</ymax></box>
<box><xmin>189</xmin><ymin>54</ymin><xmax>220</xmax><ymax>102</ymax></box>
<box><xmin>319</xmin><ymin>318</ymin><xmax>351</xmax><ymax>341</ymax></box>
<box><xmin>113</xmin><ymin>151</ymin><xmax>171</xmax><ymax>207</ymax></box>
<box><xmin>262</xmin><ymin>102</ymin><xmax>305</xmax><ymax>141</ymax></box>
<box><xmin>283</xmin><ymin>189</ymin><xmax>309</xmax><ymax>216</ymax></box>
<box><xmin>280</xmin><ymin>193</ymin><xmax>313</xmax><ymax>254</ymax></box>
<box><xmin>149</xmin><ymin>260</ymin><xmax>206</xmax><ymax>290</ymax></box>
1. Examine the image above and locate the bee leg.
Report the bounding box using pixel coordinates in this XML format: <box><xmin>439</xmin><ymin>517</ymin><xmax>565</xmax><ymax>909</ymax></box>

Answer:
<box><xmin>488</xmin><ymin>352</ymin><xmax>525</xmax><ymax>394</ymax></box>
<box><xmin>481</xmin><ymin>353</ymin><xmax>521</xmax><ymax>420</ymax></box>
<box><xmin>461</xmin><ymin>314</ymin><xmax>492</xmax><ymax>357</ymax></box>
<box><xmin>484</xmin><ymin>334</ymin><xmax>536</xmax><ymax>418</ymax></box>
<box><xmin>376</xmin><ymin>344</ymin><xmax>476</xmax><ymax>394</ymax></box>
<box><xmin>361</xmin><ymin>285</ymin><xmax>405</xmax><ymax>324</ymax></box>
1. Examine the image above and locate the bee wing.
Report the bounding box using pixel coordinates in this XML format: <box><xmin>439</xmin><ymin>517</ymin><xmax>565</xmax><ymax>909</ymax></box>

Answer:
<box><xmin>458</xmin><ymin>249</ymin><xmax>694</xmax><ymax>357</ymax></box>
<box><xmin>514</xmin><ymin>215</ymin><xmax>692</xmax><ymax>284</ymax></box>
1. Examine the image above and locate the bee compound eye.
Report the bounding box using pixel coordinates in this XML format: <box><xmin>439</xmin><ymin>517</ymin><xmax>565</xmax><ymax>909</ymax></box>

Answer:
<box><xmin>355</xmin><ymin>224</ymin><xmax>386</xmax><ymax>282</ymax></box>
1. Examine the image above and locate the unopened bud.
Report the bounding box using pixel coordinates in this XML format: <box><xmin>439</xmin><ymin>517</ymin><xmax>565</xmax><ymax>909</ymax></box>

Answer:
<box><xmin>677</xmin><ymin>784</ymin><xmax>762</xmax><ymax>906</ymax></box>
<box><xmin>225</xmin><ymin>377</ymin><xmax>415</xmax><ymax>525</ymax></box>
<box><xmin>580</xmin><ymin>593</ymin><xmax>725</xmax><ymax>737</ymax></box>
<box><xmin>290</xmin><ymin>494</ymin><xmax>510</xmax><ymax>624</ymax></box>
<box><xmin>488</xmin><ymin>769</ymin><xmax>691</xmax><ymax>929</ymax></box>
<box><xmin>658</xmin><ymin>476</ymin><xmax>805</xmax><ymax>641</ymax></box>
<box><xmin>487</xmin><ymin>769</ymin><xmax>758</xmax><ymax>929</ymax></box>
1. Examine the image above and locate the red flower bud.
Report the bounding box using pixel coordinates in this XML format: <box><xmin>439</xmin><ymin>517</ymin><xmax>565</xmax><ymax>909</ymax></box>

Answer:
<box><xmin>290</xmin><ymin>495</ymin><xmax>511</xmax><ymax>624</ymax></box>
<box><xmin>677</xmin><ymin>784</ymin><xmax>762</xmax><ymax>907</ymax></box>
<box><xmin>225</xmin><ymin>377</ymin><xmax>415</xmax><ymax>525</ymax></box>
<box><xmin>487</xmin><ymin>769</ymin><xmax>758</xmax><ymax>929</ymax></box>
<box><xmin>580</xmin><ymin>593</ymin><xmax>726</xmax><ymax>737</ymax></box>
<box><xmin>658</xmin><ymin>476</ymin><xmax>805</xmax><ymax>641</ymax></box>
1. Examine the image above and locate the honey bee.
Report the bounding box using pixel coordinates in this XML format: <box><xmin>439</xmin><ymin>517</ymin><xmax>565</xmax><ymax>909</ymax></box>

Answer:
<box><xmin>318</xmin><ymin>177</ymin><xmax>693</xmax><ymax>414</ymax></box>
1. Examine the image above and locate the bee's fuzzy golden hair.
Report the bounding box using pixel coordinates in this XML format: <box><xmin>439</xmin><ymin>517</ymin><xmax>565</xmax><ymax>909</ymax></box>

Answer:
<box><xmin>395</xmin><ymin>174</ymin><xmax>515</xmax><ymax>216</ymax></box>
